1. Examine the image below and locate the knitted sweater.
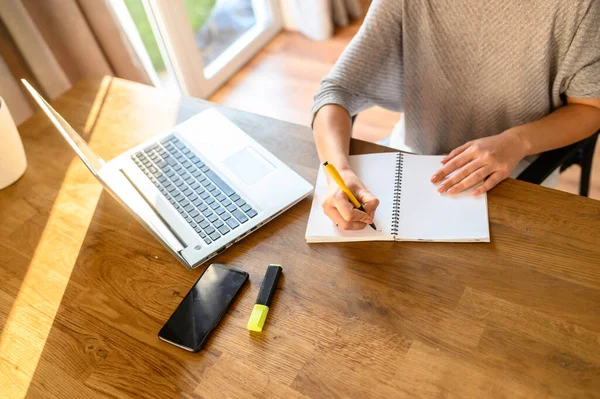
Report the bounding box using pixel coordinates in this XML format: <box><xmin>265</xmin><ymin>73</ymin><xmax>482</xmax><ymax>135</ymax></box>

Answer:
<box><xmin>312</xmin><ymin>0</ymin><xmax>600</xmax><ymax>155</ymax></box>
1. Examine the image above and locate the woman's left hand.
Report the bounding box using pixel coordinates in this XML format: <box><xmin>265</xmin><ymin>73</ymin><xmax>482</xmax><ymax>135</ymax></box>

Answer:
<box><xmin>431</xmin><ymin>129</ymin><xmax>527</xmax><ymax>196</ymax></box>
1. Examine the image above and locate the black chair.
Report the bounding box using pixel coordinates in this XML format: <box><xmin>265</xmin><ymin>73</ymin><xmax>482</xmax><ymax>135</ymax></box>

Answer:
<box><xmin>516</xmin><ymin>129</ymin><xmax>599</xmax><ymax>197</ymax></box>
<box><xmin>351</xmin><ymin>115</ymin><xmax>599</xmax><ymax>197</ymax></box>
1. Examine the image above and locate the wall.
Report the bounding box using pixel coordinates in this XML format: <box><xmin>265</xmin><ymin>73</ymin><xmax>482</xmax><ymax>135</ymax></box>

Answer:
<box><xmin>0</xmin><ymin>55</ymin><xmax>32</xmax><ymax>125</ymax></box>
<box><xmin>279</xmin><ymin>0</ymin><xmax>299</xmax><ymax>30</ymax></box>
<box><xmin>278</xmin><ymin>0</ymin><xmax>369</xmax><ymax>40</ymax></box>
<box><xmin>278</xmin><ymin>0</ymin><xmax>334</xmax><ymax>41</ymax></box>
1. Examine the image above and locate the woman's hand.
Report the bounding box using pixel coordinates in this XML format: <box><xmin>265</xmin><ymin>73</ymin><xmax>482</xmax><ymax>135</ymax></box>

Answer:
<box><xmin>322</xmin><ymin>169</ymin><xmax>379</xmax><ymax>230</ymax></box>
<box><xmin>431</xmin><ymin>129</ymin><xmax>527</xmax><ymax>196</ymax></box>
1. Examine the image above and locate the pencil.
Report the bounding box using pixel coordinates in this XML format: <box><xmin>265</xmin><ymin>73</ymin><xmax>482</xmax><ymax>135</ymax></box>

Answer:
<box><xmin>322</xmin><ymin>161</ymin><xmax>377</xmax><ymax>230</ymax></box>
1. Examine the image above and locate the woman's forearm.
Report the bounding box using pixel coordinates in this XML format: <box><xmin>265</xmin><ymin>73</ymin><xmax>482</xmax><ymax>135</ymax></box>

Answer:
<box><xmin>313</xmin><ymin>104</ymin><xmax>354</xmax><ymax>171</ymax></box>
<box><xmin>511</xmin><ymin>98</ymin><xmax>600</xmax><ymax>156</ymax></box>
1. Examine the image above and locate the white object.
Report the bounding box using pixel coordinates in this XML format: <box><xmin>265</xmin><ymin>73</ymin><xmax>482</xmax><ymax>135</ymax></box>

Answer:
<box><xmin>306</xmin><ymin>153</ymin><xmax>490</xmax><ymax>243</ymax></box>
<box><xmin>280</xmin><ymin>0</ymin><xmax>362</xmax><ymax>41</ymax></box>
<box><xmin>22</xmin><ymin>79</ymin><xmax>313</xmax><ymax>270</ymax></box>
<box><xmin>291</xmin><ymin>0</ymin><xmax>333</xmax><ymax>41</ymax></box>
<box><xmin>0</xmin><ymin>96</ymin><xmax>27</xmax><ymax>189</ymax></box>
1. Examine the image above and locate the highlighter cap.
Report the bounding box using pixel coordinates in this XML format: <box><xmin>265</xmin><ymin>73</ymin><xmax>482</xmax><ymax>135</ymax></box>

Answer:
<box><xmin>247</xmin><ymin>304</ymin><xmax>269</xmax><ymax>332</ymax></box>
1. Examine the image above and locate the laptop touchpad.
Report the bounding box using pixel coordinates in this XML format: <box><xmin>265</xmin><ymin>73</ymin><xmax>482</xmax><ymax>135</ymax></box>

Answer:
<box><xmin>224</xmin><ymin>147</ymin><xmax>275</xmax><ymax>185</ymax></box>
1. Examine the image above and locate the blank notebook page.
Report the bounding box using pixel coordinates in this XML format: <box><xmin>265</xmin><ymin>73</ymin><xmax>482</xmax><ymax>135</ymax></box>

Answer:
<box><xmin>397</xmin><ymin>154</ymin><xmax>490</xmax><ymax>241</ymax></box>
<box><xmin>305</xmin><ymin>153</ymin><xmax>397</xmax><ymax>242</ymax></box>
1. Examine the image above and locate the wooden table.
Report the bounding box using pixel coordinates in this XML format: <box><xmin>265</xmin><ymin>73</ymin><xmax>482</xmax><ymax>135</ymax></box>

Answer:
<box><xmin>1</xmin><ymin>77</ymin><xmax>599</xmax><ymax>399</ymax></box>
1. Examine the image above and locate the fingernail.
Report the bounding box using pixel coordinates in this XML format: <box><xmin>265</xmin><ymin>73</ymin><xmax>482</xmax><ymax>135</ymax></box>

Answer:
<box><xmin>431</xmin><ymin>174</ymin><xmax>439</xmax><ymax>183</ymax></box>
<box><xmin>437</xmin><ymin>185</ymin><xmax>446</xmax><ymax>193</ymax></box>
<box><xmin>472</xmin><ymin>190</ymin><xmax>479</xmax><ymax>196</ymax></box>
<box><xmin>448</xmin><ymin>187</ymin><xmax>456</xmax><ymax>195</ymax></box>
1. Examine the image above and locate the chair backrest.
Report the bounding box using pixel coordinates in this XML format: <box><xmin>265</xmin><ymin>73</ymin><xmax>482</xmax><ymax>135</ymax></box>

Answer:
<box><xmin>516</xmin><ymin>129</ymin><xmax>599</xmax><ymax>196</ymax></box>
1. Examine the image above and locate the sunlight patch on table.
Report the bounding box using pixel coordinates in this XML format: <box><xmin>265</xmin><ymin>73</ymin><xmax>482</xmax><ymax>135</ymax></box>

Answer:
<box><xmin>83</xmin><ymin>76</ymin><xmax>113</xmax><ymax>136</ymax></box>
<box><xmin>0</xmin><ymin>158</ymin><xmax>103</xmax><ymax>398</ymax></box>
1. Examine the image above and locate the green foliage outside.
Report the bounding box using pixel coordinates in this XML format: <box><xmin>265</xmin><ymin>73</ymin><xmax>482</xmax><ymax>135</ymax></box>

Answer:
<box><xmin>123</xmin><ymin>0</ymin><xmax>216</xmax><ymax>73</ymax></box>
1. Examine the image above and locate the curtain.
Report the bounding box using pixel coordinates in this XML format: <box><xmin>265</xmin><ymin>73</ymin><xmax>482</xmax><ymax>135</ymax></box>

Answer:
<box><xmin>280</xmin><ymin>0</ymin><xmax>366</xmax><ymax>41</ymax></box>
<box><xmin>0</xmin><ymin>0</ymin><xmax>150</xmax><ymax>124</ymax></box>
<box><xmin>331</xmin><ymin>0</ymin><xmax>363</xmax><ymax>27</ymax></box>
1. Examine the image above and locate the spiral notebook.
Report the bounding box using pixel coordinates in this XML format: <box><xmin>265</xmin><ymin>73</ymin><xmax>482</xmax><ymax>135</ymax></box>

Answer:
<box><xmin>305</xmin><ymin>153</ymin><xmax>490</xmax><ymax>243</ymax></box>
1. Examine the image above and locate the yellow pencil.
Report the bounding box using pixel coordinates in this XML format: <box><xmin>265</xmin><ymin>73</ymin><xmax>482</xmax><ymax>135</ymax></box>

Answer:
<box><xmin>323</xmin><ymin>161</ymin><xmax>377</xmax><ymax>230</ymax></box>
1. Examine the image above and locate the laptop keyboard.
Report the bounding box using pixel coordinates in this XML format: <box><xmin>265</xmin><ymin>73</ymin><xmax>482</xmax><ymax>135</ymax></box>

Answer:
<box><xmin>131</xmin><ymin>134</ymin><xmax>257</xmax><ymax>246</ymax></box>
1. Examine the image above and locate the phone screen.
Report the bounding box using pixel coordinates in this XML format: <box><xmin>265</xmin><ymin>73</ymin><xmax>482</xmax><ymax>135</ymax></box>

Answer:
<box><xmin>158</xmin><ymin>264</ymin><xmax>248</xmax><ymax>352</ymax></box>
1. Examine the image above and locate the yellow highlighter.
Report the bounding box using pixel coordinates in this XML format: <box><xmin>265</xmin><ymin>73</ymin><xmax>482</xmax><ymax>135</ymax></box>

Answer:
<box><xmin>323</xmin><ymin>161</ymin><xmax>377</xmax><ymax>230</ymax></box>
<box><xmin>247</xmin><ymin>264</ymin><xmax>282</xmax><ymax>332</ymax></box>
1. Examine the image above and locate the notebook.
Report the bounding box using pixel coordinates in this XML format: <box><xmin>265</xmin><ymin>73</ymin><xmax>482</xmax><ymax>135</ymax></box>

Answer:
<box><xmin>305</xmin><ymin>153</ymin><xmax>490</xmax><ymax>243</ymax></box>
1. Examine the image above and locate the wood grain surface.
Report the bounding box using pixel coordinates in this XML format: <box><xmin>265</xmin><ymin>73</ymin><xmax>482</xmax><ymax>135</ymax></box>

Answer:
<box><xmin>1</xmin><ymin>77</ymin><xmax>599</xmax><ymax>399</ymax></box>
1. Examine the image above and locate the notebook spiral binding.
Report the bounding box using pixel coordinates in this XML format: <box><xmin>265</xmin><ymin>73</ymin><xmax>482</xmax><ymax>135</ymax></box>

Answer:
<box><xmin>390</xmin><ymin>153</ymin><xmax>404</xmax><ymax>235</ymax></box>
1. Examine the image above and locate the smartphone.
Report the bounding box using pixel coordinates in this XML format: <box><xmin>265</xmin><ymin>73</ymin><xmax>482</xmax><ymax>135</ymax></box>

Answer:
<box><xmin>158</xmin><ymin>263</ymin><xmax>248</xmax><ymax>352</ymax></box>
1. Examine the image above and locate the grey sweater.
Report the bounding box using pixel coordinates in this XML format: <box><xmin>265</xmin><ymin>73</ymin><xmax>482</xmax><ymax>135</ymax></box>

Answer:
<box><xmin>312</xmin><ymin>0</ymin><xmax>600</xmax><ymax>155</ymax></box>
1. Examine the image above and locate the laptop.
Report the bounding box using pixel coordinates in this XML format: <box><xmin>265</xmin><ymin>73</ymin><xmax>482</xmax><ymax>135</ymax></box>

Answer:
<box><xmin>22</xmin><ymin>80</ymin><xmax>313</xmax><ymax>269</ymax></box>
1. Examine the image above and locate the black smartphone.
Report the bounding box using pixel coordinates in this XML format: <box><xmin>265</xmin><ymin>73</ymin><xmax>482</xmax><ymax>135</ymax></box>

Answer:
<box><xmin>158</xmin><ymin>263</ymin><xmax>248</xmax><ymax>352</ymax></box>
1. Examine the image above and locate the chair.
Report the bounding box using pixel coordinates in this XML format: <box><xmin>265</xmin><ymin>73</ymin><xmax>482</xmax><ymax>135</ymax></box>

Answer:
<box><xmin>516</xmin><ymin>130</ymin><xmax>599</xmax><ymax>197</ymax></box>
<box><xmin>351</xmin><ymin>115</ymin><xmax>599</xmax><ymax>197</ymax></box>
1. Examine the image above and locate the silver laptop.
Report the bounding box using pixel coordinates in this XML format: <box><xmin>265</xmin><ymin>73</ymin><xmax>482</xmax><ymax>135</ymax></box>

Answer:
<box><xmin>23</xmin><ymin>80</ymin><xmax>313</xmax><ymax>269</ymax></box>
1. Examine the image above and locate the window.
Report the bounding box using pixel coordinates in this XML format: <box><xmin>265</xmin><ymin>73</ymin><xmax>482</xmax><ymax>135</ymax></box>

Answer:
<box><xmin>112</xmin><ymin>0</ymin><xmax>282</xmax><ymax>97</ymax></box>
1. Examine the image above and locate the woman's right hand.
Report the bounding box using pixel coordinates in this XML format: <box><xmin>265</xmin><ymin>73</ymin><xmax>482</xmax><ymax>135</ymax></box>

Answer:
<box><xmin>322</xmin><ymin>169</ymin><xmax>380</xmax><ymax>230</ymax></box>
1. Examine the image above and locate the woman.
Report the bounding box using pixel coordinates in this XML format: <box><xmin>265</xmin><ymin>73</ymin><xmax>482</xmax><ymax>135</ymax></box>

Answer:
<box><xmin>313</xmin><ymin>0</ymin><xmax>600</xmax><ymax>230</ymax></box>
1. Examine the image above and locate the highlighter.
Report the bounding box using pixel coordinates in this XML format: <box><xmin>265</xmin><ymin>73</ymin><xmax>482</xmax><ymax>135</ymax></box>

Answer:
<box><xmin>247</xmin><ymin>264</ymin><xmax>282</xmax><ymax>332</ymax></box>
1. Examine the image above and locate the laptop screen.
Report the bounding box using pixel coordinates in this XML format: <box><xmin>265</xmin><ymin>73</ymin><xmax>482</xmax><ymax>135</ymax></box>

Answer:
<box><xmin>21</xmin><ymin>79</ymin><xmax>105</xmax><ymax>175</ymax></box>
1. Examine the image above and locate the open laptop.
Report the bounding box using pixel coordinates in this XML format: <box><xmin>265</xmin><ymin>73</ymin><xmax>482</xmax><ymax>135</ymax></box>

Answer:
<box><xmin>22</xmin><ymin>80</ymin><xmax>313</xmax><ymax>269</ymax></box>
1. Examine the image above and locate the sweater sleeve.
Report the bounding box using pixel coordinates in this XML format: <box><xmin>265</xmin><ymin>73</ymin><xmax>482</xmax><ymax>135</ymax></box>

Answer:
<box><xmin>563</xmin><ymin>0</ymin><xmax>600</xmax><ymax>99</ymax></box>
<box><xmin>311</xmin><ymin>0</ymin><xmax>404</xmax><ymax>125</ymax></box>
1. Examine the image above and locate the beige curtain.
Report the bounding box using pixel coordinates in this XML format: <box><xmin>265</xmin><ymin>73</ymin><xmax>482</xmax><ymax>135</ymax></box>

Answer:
<box><xmin>331</xmin><ymin>0</ymin><xmax>363</xmax><ymax>27</ymax></box>
<box><xmin>0</xmin><ymin>0</ymin><xmax>150</xmax><ymax>124</ymax></box>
